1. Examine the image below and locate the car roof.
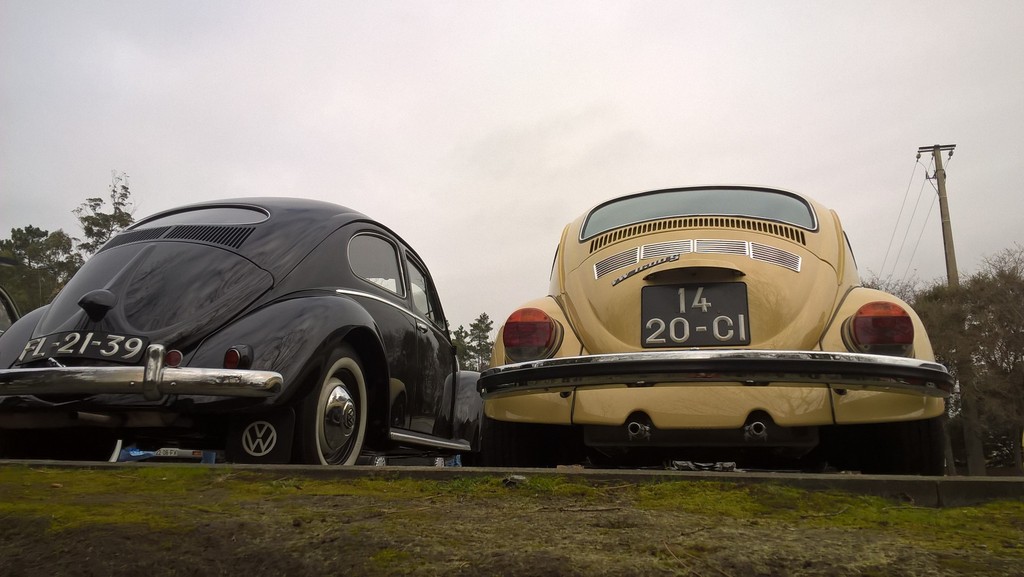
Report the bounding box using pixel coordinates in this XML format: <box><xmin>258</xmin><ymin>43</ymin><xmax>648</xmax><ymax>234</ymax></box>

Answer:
<box><xmin>120</xmin><ymin>197</ymin><xmax>393</xmax><ymax>278</ymax></box>
<box><xmin>560</xmin><ymin>184</ymin><xmax>842</xmax><ymax>267</ymax></box>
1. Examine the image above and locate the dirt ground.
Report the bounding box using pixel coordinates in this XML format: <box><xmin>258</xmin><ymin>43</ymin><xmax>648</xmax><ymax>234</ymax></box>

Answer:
<box><xmin>1</xmin><ymin>464</ymin><xmax>1022</xmax><ymax>577</ymax></box>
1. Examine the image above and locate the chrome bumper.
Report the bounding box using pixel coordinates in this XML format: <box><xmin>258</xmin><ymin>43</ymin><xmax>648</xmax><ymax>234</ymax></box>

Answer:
<box><xmin>477</xmin><ymin>350</ymin><xmax>953</xmax><ymax>399</ymax></box>
<box><xmin>0</xmin><ymin>345</ymin><xmax>283</xmax><ymax>401</ymax></box>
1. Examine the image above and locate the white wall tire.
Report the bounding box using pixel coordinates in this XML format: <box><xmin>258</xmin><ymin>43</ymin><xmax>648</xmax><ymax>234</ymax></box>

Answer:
<box><xmin>299</xmin><ymin>345</ymin><xmax>368</xmax><ymax>465</ymax></box>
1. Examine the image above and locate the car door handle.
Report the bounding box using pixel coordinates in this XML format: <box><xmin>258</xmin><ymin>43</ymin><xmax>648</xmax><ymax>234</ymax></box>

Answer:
<box><xmin>416</xmin><ymin>322</ymin><xmax>429</xmax><ymax>333</ymax></box>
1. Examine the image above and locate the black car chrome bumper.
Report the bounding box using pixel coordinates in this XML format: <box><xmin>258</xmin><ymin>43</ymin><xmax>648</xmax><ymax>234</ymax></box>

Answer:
<box><xmin>477</xmin><ymin>350</ymin><xmax>953</xmax><ymax>398</ymax></box>
<box><xmin>0</xmin><ymin>345</ymin><xmax>282</xmax><ymax>401</ymax></box>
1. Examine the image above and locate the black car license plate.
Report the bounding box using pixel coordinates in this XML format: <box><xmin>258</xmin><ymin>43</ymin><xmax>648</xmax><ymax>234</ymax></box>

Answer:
<box><xmin>641</xmin><ymin>283</ymin><xmax>750</xmax><ymax>347</ymax></box>
<box><xmin>16</xmin><ymin>331</ymin><xmax>150</xmax><ymax>365</ymax></box>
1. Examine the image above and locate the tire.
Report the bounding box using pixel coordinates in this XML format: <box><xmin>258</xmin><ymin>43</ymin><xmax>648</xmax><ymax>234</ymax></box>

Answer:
<box><xmin>478</xmin><ymin>415</ymin><xmax>528</xmax><ymax>466</ymax></box>
<box><xmin>827</xmin><ymin>416</ymin><xmax>945</xmax><ymax>476</ymax></box>
<box><xmin>878</xmin><ymin>416</ymin><xmax>945</xmax><ymax>476</ymax></box>
<box><xmin>0</xmin><ymin>429</ymin><xmax>119</xmax><ymax>461</ymax></box>
<box><xmin>479</xmin><ymin>415</ymin><xmax>581</xmax><ymax>467</ymax></box>
<box><xmin>295</xmin><ymin>344</ymin><xmax>368</xmax><ymax>465</ymax></box>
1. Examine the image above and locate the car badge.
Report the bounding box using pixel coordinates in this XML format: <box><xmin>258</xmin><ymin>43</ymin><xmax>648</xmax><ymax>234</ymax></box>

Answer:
<box><xmin>611</xmin><ymin>254</ymin><xmax>679</xmax><ymax>286</ymax></box>
<box><xmin>241</xmin><ymin>420</ymin><xmax>278</xmax><ymax>456</ymax></box>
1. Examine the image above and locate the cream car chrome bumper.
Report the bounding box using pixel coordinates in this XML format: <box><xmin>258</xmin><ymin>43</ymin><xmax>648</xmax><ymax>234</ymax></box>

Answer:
<box><xmin>0</xmin><ymin>345</ymin><xmax>283</xmax><ymax>401</ymax></box>
<box><xmin>477</xmin><ymin>350</ymin><xmax>953</xmax><ymax>399</ymax></box>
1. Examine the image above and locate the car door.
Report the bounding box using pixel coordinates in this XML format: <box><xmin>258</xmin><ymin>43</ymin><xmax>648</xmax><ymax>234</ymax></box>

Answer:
<box><xmin>403</xmin><ymin>254</ymin><xmax>453</xmax><ymax>436</ymax></box>
<box><xmin>345</xmin><ymin>230</ymin><xmax>422</xmax><ymax>430</ymax></box>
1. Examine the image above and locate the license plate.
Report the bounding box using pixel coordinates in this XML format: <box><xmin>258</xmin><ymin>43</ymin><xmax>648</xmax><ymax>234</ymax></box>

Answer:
<box><xmin>16</xmin><ymin>331</ymin><xmax>150</xmax><ymax>365</ymax></box>
<box><xmin>641</xmin><ymin>283</ymin><xmax>750</xmax><ymax>347</ymax></box>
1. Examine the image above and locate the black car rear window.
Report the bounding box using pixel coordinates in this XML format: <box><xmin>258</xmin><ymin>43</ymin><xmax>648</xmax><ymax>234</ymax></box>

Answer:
<box><xmin>581</xmin><ymin>188</ymin><xmax>817</xmax><ymax>240</ymax></box>
<box><xmin>133</xmin><ymin>207</ymin><xmax>269</xmax><ymax>229</ymax></box>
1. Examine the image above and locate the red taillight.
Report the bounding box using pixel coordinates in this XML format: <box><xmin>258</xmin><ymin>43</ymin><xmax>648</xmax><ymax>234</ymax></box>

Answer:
<box><xmin>223</xmin><ymin>348</ymin><xmax>241</xmax><ymax>369</ymax></box>
<box><xmin>503</xmin><ymin>308</ymin><xmax>561</xmax><ymax>361</ymax></box>
<box><xmin>224</xmin><ymin>345</ymin><xmax>253</xmax><ymax>369</ymax></box>
<box><xmin>848</xmin><ymin>302</ymin><xmax>914</xmax><ymax>354</ymax></box>
<box><xmin>164</xmin><ymin>349</ymin><xmax>183</xmax><ymax>367</ymax></box>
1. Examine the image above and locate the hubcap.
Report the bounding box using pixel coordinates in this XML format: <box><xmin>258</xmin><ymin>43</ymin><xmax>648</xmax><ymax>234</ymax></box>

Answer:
<box><xmin>321</xmin><ymin>379</ymin><xmax>357</xmax><ymax>459</ymax></box>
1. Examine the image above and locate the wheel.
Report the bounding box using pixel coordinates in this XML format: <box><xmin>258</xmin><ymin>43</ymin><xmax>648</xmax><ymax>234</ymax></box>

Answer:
<box><xmin>478</xmin><ymin>415</ymin><xmax>582</xmax><ymax>467</ymax></box>
<box><xmin>877</xmin><ymin>416</ymin><xmax>945</xmax><ymax>476</ymax></box>
<box><xmin>825</xmin><ymin>416</ymin><xmax>944</xmax><ymax>476</ymax></box>
<box><xmin>295</xmin><ymin>344</ymin><xmax>367</xmax><ymax>465</ymax></box>
<box><xmin>0</xmin><ymin>428</ymin><xmax>119</xmax><ymax>461</ymax></box>
<box><xmin>479</xmin><ymin>414</ymin><xmax>526</xmax><ymax>466</ymax></box>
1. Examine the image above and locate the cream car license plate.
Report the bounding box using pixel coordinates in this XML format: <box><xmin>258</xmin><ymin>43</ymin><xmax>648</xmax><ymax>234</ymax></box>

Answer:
<box><xmin>16</xmin><ymin>331</ymin><xmax>150</xmax><ymax>365</ymax></box>
<box><xmin>641</xmin><ymin>283</ymin><xmax>750</xmax><ymax>347</ymax></box>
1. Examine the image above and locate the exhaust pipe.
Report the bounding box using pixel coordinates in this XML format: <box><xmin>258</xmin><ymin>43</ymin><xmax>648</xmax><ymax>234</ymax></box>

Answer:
<box><xmin>744</xmin><ymin>421</ymin><xmax>768</xmax><ymax>442</ymax></box>
<box><xmin>626</xmin><ymin>421</ymin><xmax>651</xmax><ymax>441</ymax></box>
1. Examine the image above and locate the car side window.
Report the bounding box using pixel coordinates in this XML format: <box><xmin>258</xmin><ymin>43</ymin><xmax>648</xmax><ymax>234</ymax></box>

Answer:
<box><xmin>349</xmin><ymin>234</ymin><xmax>403</xmax><ymax>296</ymax></box>
<box><xmin>407</xmin><ymin>258</ymin><xmax>440</xmax><ymax>325</ymax></box>
<box><xmin>0</xmin><ymin>287</ymin><xmax>16</xmax><ymax>334</ymax></box>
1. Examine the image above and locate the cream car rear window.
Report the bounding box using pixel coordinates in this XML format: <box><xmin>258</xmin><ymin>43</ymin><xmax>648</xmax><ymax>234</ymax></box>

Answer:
<box><xmin>582</xmin><ymin>188</ymin><xmax>816</xmax><ymax>240</ymax></box>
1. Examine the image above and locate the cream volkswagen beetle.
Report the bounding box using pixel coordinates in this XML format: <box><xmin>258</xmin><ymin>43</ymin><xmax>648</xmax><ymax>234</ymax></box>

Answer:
<box><xmin>477</xmin><ymin>185</ymin><xmax>952</xmax><ymax>474</ymax></box>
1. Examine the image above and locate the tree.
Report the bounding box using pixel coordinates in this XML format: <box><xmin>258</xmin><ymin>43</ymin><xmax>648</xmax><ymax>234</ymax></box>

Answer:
<box><xmin>914</xmin><ymin>245</ymin><xmax>1024</xmax><ymax>475</ymax></box>
<box><xmin>0</xmin><ymin>171</ymin><xmax>137</xmax><ymax>313</ymax></box>
<box><xmin>467</xmin><ymin>313</ymin><xmax>495</xmax><ymax>371</ymax></box>
<box><xmin>861</xmin><ymin>273</ymin><xmax>922</xmax><ymax>304</ymax></box>
<box><xmin>73</xmin><ymin>171</ymin><xmax>135</xmax><ymax>257</ymax></box>
<box><xmin>452</xmin><ymin>325</ymin><xmax>472</xmax><ymax>370</ymax></box>
<box><xmin>964</xmin><ymin>246</ymin><xmax>1024</xmax><ymax>472</ymax></box>
<box><xmin>914</xmin><ymin>281</ymin><xmax>987</xmax><ymax>475</ymax></box>
<box><xmin>0</xmin><ymin>226</ymin><xmax>82</xmax><ymax>311</ymax></box>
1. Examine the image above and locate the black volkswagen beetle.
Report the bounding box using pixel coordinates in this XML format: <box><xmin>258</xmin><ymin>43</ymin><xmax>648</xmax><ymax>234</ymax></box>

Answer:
<box><xmin>0</xmin><ymin>198</ymin><xmax>481</xmax><ymax>465</ymax></box>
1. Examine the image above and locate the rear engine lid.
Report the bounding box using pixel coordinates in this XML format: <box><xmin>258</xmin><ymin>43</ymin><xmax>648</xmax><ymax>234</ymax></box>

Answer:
<box><xmin>32</xmin><ymin>242</ymin><xmax>272</xmax><ymax>353</ymax></box>
<box><xmin>563</xmin><ymin>236</ymin><xmax>839</xmax><ymax>353</ymax></box>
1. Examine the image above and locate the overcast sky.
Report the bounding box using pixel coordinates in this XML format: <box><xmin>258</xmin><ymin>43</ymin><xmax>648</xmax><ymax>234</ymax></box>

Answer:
<box><xmin>2</xmin><ymin>1</ymin><xmax>1022</xmax><ymax>329</ymax></box>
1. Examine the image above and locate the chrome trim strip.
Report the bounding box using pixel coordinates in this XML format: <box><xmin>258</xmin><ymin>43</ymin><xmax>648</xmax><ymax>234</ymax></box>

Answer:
<box><xmin>478</xmin><ymin>350</ymin><xmax>952</xmax><ymax>398</ymax></box>
<box><xmin>389</xmin><ymin>429</ymin><xmax>472</xmax><ymax>452</ymax></box>
<box><xmin>695</xmin><ymin>239</ymin><xmax>747</xmax><ymax>256</ymax></box>
<box><xmin>593</xmin><ymin>247</ymin><xmax>639</xmax><ymax>279</ymax></box>
<box><xmin>0</xmin><ymin>345</ymin><xmax>282</xmax><ymax>399</ymax></box>
<box><xmin>333</xmin><ymin>288</ymin><xmax>445</xmax><ymax>339</ymax></box>
<box><xmin>640</xmin><ymin>239</ymin><xmax>692</xmax><ymax>260</ymax></box>
<box><xmin>593</xmin><ymin>239</ymin><xmax>802</xmax><ymax>279</ymax></box>
<box><xmin>751</xmin><ymin>242</ymin><xmax>802</xmax><ymax>272</ymax></box>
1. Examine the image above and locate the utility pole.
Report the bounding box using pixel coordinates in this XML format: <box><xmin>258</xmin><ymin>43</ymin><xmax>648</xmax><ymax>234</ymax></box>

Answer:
<box><xmin>919</xmin><ymin>144</ymin><xmax>985</xmax><ymax>475</ymax></box>
<box><xmin>919</xmin><ymin>144</ymin><xmax>958</xmax><ymax>286</ymax></box>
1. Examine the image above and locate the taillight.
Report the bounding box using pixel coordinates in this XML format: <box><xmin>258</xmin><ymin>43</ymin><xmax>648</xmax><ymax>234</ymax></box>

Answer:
<box><xmin>224</xmin><ymin>345</ymin><xmax>253</xmax><ymax>369</ymax></box>
<box><xmin>164</xmin><ymin>349</ymin><xmax>183</xmax><ymax>367</ymax></box>
<box><xmin>503</xmin><ymin>308</ymin><xmax>562</xmax><ymax>362</ymax></box>
<box><xmin>845</xmin><ymin>302</ymin><xmax>914</xmax><ymax>355</ymax></box>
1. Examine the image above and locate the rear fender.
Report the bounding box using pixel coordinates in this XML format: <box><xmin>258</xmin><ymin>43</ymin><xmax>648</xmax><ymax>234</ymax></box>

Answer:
<box><xmin>0</xmin><ymin>306</ymin><xmax>49</xmax><ymax>369</ymax></box>
<box><xmin>189</xmin><ymin>295</ymin><xmax>391</xmax><ymax>439</ymax></box>
<box><xmin>491</xmin><ymin>296</ymin><xmax>583</xmax><ymax>366</ymax></box>
<box><xmin>819</xmin><ymin>287</ymin><xmax>934</xmax><ymax>360</ymax></box>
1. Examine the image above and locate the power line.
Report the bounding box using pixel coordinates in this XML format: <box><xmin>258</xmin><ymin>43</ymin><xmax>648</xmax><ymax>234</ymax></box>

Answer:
<box><xmin>880</xmin><ymin>158</ymin><xmax>922</xmax><ymax>277</ymax></box>
<box><xmin>900</xmin><ymin>192</ymin><xmax>938</xmax><ymax>284</ymax></box>
<box><xmin>885</xmin><ymin>155</ymin><xmax>934</xmax><ymax>282</ymax></box>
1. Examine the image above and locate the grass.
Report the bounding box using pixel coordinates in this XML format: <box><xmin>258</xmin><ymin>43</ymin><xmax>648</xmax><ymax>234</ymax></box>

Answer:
<box><xmin>1</xmin><ymin>463</ymin><xmax>1022</xmax><ymax>576</ymax></box>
